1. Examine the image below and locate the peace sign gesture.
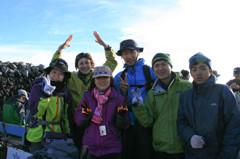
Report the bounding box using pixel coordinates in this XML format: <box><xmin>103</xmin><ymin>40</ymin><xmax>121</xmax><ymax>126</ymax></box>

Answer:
<box><xmin>43</xmin><ymin>75</ymin><xmax>56</xmax><ymax>95</ymax></box>
<box><xmin>93</xmin><ymin>31</ymin><xmax>108</xmax><ymax>49</ymax></box>
<box><xmin>57</xmin><ymin>35</ymin><xmax>73</xmax><ymax>52</ymax></box>
<box><xmin>131</xmin><ymin>88</ymin><xmax>143</xmax><ymax>107</ymax></box>
<box><xmin>118</xmin><ymin>73</ymin><xmax>129</xmax><ymax>95</ymax></box>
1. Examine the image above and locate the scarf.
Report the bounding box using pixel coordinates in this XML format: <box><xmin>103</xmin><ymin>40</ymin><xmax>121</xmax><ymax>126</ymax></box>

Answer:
<box><xmin>91</xmin><ymin>87</ymin><xmax>111</xmax><ymax>124</ymax></box>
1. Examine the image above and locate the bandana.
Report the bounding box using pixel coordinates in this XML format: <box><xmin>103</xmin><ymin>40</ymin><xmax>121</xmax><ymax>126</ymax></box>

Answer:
<box><xmin>91</xmin><ymin>87</ymin><xmax>111</xmax><ymax>124</ymax></box>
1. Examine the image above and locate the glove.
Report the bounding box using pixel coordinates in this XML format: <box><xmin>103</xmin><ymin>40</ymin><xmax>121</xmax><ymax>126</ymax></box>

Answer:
<box><xmin>81</xmin><ymin>100</ymin><xmax>92</xmax><ymax>116</ymax></box>
<box><xmin>131</xmin><ymin>88</ymin><xmax>143</xmax><ymax>107</ymax></box>
<box><xmin>190</xmin><ymin>135</ymin><xmax>205</xmax><ymax>149</ymax></box>
<box><xmin>118</xmin><ymin>97</ymin><xmax>130</xmax><ymax>117</ymax></box>
<box><xmin>43</xmin><ymin>75</ymin><xmax>56</xmax><ymax>95</ymax></box>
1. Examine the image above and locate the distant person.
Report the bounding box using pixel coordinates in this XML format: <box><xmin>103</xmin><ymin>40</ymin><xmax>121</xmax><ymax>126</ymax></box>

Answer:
<box><xmin>226</xmin><ymin>67</ymin><xmax>240</xmax><ymax>106</ymax></box>
<box><xmin>212</xmin><ymin>70</ymin><xmax>220</xmax><ymax>81</ymax></box>
<box><xmin>132</xmin><ymin>53</ymin><xmax>192</xmax><ymax>159</ymax></box>
<box><xmin>226</xmin><ymin>67</ymin><xmax>240</xmax><ymax>92</ymax></box>
<box><xmin>177</xmin><ymin>53</ymin><xmax>240</xmax><ymax>159</ymax></box>
<box><xmin>3</xmin><ymin>89</ymin><xmax>28</xmax><ymax>125</ymax></box>
<box><xmin>181</xmin><ymin>69</ymin><xmax>190</xmax><ymax>80</ymax></box>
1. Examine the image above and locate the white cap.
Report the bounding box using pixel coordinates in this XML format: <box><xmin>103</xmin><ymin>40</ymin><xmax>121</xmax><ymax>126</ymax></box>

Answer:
<box><xmin>18</xmin><ymin>89</ymin><xmax>28</xmax><ymax>100</ymax></box>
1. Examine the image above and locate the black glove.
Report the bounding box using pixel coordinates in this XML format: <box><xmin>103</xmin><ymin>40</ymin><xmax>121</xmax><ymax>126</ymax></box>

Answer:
<box><xmin>81</xmin><ymin>100</ymin><xmax>92</xmax><ymax>116</ymax></box>
<box><xmin>118</xmin><ymin>97</ymin><xmax>130</xmax><ymax>117</ymax></box>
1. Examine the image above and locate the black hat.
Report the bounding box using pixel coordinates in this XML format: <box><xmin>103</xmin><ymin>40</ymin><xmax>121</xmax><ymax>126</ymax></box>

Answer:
<box><xmin>116</xmin><ymin>39</ymin><xmax>143</xmax><ymax>56</ymax></box>
<box><xmin>234</xmin><ymin>67</ymin><xmax>240</xmax><ymax>74</ymax></box>
<box><xmin>213</xmin><ymin>70</ymin><xmax>220</xmax><ymax>77</ymax></box>
<box><xmin>45</xmin><ymin>58</ymin><xmax>71</xmax><ymax>79</ymax></box>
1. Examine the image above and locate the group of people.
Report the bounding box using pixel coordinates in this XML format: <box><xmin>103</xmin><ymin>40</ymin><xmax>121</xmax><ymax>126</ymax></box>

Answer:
<box><xmin>2</xmin><ymin>31</ymin><xmax>240</xmax><ymax>159</ymax></box>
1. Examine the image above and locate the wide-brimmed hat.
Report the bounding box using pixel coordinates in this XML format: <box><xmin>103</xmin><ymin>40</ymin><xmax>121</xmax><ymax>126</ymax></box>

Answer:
<box><xmin>45</xmin><ymin>58</ymin><xmax>71</xmax><ymax>79</ymax></box>
<box><xmin>18</xmin><ymin>89</ymin><xmax>28</xmax><ymax>100</ymax></box>
<box><xmin>116</xmin><ymin>39</ymin><xmax>143</xmax><ymax>56</ymax></box>
<box><xmin>92</xmin><ymin>66</ymin><xmax>112</xmax><ymax>78</ymax></box>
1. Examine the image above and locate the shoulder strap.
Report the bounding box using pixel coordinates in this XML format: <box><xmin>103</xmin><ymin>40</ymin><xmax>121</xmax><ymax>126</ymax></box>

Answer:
<box><xmin>143</xmin><ymin>65</ymin><xmax>154</xmax><ymax>91</ymax></box>
<box><xmin>120</xmin><ymin>67</ymin><xmax>128</xmax><ymax>80</ymax></box>
<box><xmin>120</xmin><ymin>65</ymin><xmax>154</xmax><ymax>90</ymax></box>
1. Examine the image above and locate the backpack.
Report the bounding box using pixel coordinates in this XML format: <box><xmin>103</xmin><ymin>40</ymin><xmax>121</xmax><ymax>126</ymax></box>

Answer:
<box><xmin>120</xmin><ymin>65</ymin><xmax>154</xmax><ymax>91</ymax></box>
<box><xmin>28</xmin><ymin>139</ymin><xmax>79</xmax><ymax>159</ymax></box>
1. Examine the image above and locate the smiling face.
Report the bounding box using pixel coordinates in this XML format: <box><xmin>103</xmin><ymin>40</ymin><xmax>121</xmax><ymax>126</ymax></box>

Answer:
<box><xmin>121</xmin><ymin>49</ymin><xmax>140</xmax><ymax>66</ymax></box>
<box><xmin>190</xmin><ymin>63</ymin><xmax>212</xmax><ymax>84</ymax></box>
<box><xmin>49</xmin><ymin>68</ymin><xmax>65</xmax><ymax>81</ymax></box>
<box><xmin>94</xmin><ymin>76</ymin><xmax>111</xmax><ymax>91</ymax></box>
<box><xmin>78</xmin><ymin>57</ymin><xmax>92</xmax><ymax>74</ymax></box>
<box><xmin>153</xmin><ymin>60</ymin><xmax>172</xmax><ymax>85</ymax></box>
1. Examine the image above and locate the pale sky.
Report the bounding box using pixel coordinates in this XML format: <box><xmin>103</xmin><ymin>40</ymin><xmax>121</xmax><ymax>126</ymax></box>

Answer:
<box><xmin>0</xmin><ymin>0</ymin><xmax>239</xmax><ymax>84</ymax></box>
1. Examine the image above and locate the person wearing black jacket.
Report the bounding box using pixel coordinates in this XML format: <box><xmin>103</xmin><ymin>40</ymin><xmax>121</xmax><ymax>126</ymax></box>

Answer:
<box><xmin>177</xmin><ymin>53</ymin><xmax>240</xmax><ymax>159</ymax></box>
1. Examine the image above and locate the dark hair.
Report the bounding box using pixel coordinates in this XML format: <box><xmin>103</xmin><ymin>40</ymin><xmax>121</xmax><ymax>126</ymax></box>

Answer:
<box><xmin>88</xmin><ymin>77</ymin><xmax>116</xmax><ymax>92</ymax></box>
<box><xmin>75</xmin><ymin>52</ymin><xmax>95</xmax><ymax>70</ymax></box>
<box><xmin>181</xmin><ymin>69</ymin><xmax>189</xmax><ymax>77</ymax></box>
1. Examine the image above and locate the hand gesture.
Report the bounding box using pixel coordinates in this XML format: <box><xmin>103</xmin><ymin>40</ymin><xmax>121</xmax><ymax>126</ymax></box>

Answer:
<box><xmin>230</xmin><ymin>82</ymin><xmax>240</xmax><ymax>90</ymax></box>
<box><xmin>81</xmin><ymin>100</ymin><xmax>92</xmax><ymax>116</ymax></box>
<box><xmin>118</xmin><ymin>97</ymin><xmax>130</xmax><ymax>117</ymax></box>
<box><xmin>118</xmin><ymin>73</ymin><xmax>129</xmax><ymax>95</ymax></box>
<box><xmin>131</xmin><ymin>88</ymin><xmax>143</xmax><ymax>107</ymax></box>
<box><xmin>93</xmin><ymin>31</ymin><xmax>108</xmax><ymax>49</ymax></box>
<box><xmin>57</xmin><ymin>35</ymin><xmax>73</xmax><ymax>52</ymax></box>
<box><xmin>190</xmin><ymin>135</ymin><xmax>205</xmax><ymax>149</ymax></box>
<box><xmin>43</xmin><ymin>75</ymin><xmax>56</xmax><ymax>96</ymax></box>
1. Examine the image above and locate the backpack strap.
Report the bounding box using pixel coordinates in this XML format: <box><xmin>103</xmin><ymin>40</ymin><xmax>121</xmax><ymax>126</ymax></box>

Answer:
<box><xmin>143</xmin><ymin>65</ymin><xmax>154</xmax><ymax>91</ymax></box>
<box><xmin>120</xmin><ymin>67</ymin><xmax>128</xmax><ymax>80</ymax></box>
<box><xmin>56</xmin><ymin>88</ymin><xmax>69</xmax><ymax>140</ymax></box>
<box><xmin>120</xmin><ymin>65</ymin><xmax>154</xmax><ymax>90</ymax></box>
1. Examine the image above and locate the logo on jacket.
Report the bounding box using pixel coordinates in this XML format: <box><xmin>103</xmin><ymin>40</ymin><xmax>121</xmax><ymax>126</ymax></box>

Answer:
<box><xmin>210</xmin><ymin>103</ymin><xmax>217</xmax><ymax>106</ymax></box>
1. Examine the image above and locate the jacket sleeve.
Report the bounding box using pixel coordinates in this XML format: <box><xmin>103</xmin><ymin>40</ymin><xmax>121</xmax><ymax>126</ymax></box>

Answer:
<box><xmin>132</xmin><ymin>91</ymin><xmax>155</xmax><ymax>127</ymax></box>
<box><xmin>52</xmin><ymin>51</ymin><xmax>61</xmax><ymax>60</ymax></box>
<box><xmin>74</xmin><ymin>97</ymin><xmax>92</xmax><ymax>127</ymax></box>
<box><xmin>177</xmin><ymin>94</ymin><xmax>196</xmax><ymax>145</ymax></box>
<box><xmin>216</xmin><ymin>87</ymin><xmax>240</xmax><ymax>159</ymax></box>
<box><xmin>103</xmin><ymin>47</ymin><xmax>118</xmax><ymax>72</ymax></box>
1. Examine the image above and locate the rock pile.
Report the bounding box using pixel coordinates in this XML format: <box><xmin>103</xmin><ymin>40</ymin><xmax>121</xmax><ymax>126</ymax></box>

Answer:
<box><xmin>0</xmin><ymin>60</ymin><xmax>45</xmax><ymax>120</ymax></box>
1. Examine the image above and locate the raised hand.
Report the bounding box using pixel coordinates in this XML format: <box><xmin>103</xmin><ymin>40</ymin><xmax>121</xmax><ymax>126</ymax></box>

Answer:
<box><xmin>57</xmin><ymin>35</ymin><xmax>73</xmax><ymax>52</ymax></box>
<box><xmin>118</xmin><ymin>73</ymin><xmax>129</xmax><ymax>95</ymax></box>
<box><xmin>131</xmin><ymin>88</ymin><xmax>143</xmax><ymax>107</ymax></box>
<box><xmin>93</xmin><ymin>31</ymin><xmax>108</xmax><ymax>49</ymax></box>
<box><xmin>43</xmin><ymin>75</ymin><xmax>56</xmax><ymax>96</ymax></box>
<box><xmin>81</xmin><ymin>100</ymin><xmax>92</xmax><ymax>116</ymax></box>
<box><xmin>118</xmin><ymin>97</ymin><xmax>130</xmax><ymax>117</ymax></box>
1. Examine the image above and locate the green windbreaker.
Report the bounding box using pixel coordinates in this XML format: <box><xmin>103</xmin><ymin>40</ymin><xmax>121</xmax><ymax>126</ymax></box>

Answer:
<box><xmin>133</xmin><ymin>72</ymin><xmax>192</xmax><ymax>154</ymax></box>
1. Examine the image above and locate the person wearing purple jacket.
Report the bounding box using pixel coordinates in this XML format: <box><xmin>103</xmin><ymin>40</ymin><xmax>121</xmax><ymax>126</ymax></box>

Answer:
<box><xmin>75</xmin><ymin>66</ymin><xmax>130</xmax><ymax>159</ymax></box>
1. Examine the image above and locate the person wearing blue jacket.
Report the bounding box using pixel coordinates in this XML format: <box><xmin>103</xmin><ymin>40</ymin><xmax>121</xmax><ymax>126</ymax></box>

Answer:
<box><xmin>177</xmin><ymin>52</ymin><xmax>240</xmax><ymax>159</ymax></box>
<box><xmin>114</xmin><ymin>39</ymin><xmax>156</xmax><ymax>159</ymax></box>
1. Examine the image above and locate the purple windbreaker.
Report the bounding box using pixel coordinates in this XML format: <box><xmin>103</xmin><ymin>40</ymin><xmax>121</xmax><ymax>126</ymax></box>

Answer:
<box><xmin>75</xmin><ymin>87</ymin><xmax>130</xmax><ymax>157</ymax></box>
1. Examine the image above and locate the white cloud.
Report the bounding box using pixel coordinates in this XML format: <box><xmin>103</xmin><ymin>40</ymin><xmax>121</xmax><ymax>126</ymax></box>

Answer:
<box><xmin>120</xmin><ymin>0</ymin><xmax>240</xmax><ymax>84</ymax></box>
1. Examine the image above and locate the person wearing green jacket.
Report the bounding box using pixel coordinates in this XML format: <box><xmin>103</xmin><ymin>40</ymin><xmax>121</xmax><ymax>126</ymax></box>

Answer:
<box><xmin>132</xmin><ymin>53</ymin><xmax>192</xmax><ymax>159</ymax></box>
<box><xmin>51</xmin><ymin>31</ymin><xmax>118</xmax><ymax>150</ymax></box>
<box><xmin>3</xmin><ymin>89</ymin><xmax>28</xmax><ymax>125</ymax></box>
